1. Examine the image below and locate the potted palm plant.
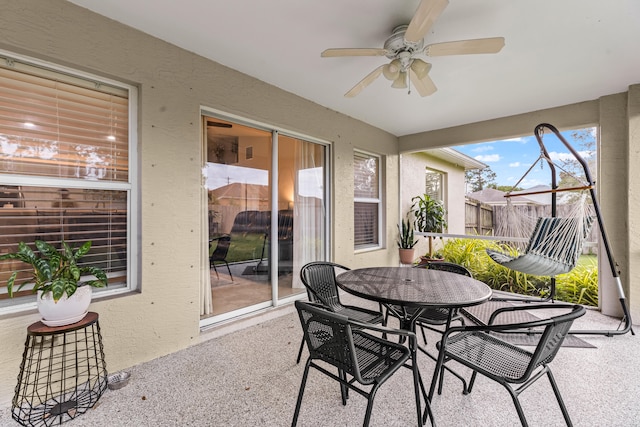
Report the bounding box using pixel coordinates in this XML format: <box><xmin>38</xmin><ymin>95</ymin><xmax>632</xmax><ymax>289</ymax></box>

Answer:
<box><xmin>397</xmin><ymin>217</ymin><xmax>418</xmax><ymax>264</ymax></box>
<box><xmin>411</xmin><ymin>194</ymin><xmax>447</xmax><ymax>259</ymax></box>
<box><xmin>1</xmin><ymin>240</ymin><xmax>108</xmax><ymax>326</ymax></box>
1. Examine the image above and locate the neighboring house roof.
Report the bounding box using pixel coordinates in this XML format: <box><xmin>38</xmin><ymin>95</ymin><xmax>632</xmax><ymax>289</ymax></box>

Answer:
<box><xmin>510</xmin><ymin>185</ymin><xmax>553</xmax><ymax>205</ymax></box>
<box><xmin>467</xmin><ymin>188</ymin><xmax>543</xmax><ymax>206</ymax></box>
<box><xmin>211</xmin><ymin>182</ymin><xmax>269</xmax><ymax>204</ymax></box>
<box><xmin>425</xmin><ymin>148</ymin><xmax>487</xmax><ymax>170</ymax></box>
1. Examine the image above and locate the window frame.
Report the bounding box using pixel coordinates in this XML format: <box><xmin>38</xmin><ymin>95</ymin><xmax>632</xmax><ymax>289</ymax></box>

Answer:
<box><xmin>0</xmin><ymin>49</ymin><xmax>139</xmax><ymax>313</ymax></box>
<box><xmin>353</xmin><ymin>150</ymin><xmax>383</xmax><ymax>252</ymax></box>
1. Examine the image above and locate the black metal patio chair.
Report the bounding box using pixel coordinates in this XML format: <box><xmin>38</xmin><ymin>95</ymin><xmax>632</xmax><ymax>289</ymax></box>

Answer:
<box><xmin>209</xmin><ymin>235</ymin><xmax>233</xmax><ymax>281</ymax></box>
<box><xmin>292</xmin><ymin>300</ymin><xmax>430</xmax><ymax>427</ymax></box>
<box><xmin>431</xmin><ymin>303</ymin><xmax>586</xmax><ymax>426</ymax></box>
<box><xmin>296</xmin><ymin>261</ymin><xmax>384</xmax><ymax>363</ymax></box>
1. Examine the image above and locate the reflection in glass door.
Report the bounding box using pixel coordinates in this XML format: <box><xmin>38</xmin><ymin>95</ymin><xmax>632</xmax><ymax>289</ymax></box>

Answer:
<box><xmin>201</xmin><ymin>116</ymin><xmax>327</xmax><ymax>321</ymax></box>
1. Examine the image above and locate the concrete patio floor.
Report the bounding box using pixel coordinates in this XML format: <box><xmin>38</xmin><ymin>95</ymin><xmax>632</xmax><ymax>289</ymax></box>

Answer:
<box><xmin>1</xmin><ymin>293</ymin><xmax>637</xmax><ymax>427</ymax></box>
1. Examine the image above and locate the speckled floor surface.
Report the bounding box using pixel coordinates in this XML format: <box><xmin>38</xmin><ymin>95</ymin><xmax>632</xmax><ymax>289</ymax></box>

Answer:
<box><xmin>1</xmin><ymin>294</ymin><xmax>637</xmax><ymax>427</ymax></box>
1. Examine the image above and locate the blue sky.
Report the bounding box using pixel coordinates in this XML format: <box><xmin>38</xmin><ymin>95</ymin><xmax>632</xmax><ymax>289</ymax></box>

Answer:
<box><xmin>454</xmin><ymin>127</ymin><xmax>596</xmax><ymax>189</ymax></box>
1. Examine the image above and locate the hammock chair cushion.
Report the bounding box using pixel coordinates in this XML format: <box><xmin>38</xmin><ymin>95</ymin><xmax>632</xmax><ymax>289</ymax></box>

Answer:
<box><xmin>486</xmin><ymin>215</ymin><xmax>594</xmax><ymax>277</ymax></box>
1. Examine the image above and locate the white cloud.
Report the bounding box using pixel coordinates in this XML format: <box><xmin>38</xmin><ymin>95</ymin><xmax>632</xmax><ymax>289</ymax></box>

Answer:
<box><xmin>509</xmin><ymin>162</ymin><xmax>521</xmax><ymax>167</ymax></box>
<box><xmin>501</xmin><ymin>137</ymin><xmax>526</xmax><ymax>143</ymax></box>
<box><xmin>474</xmin><ymin>154</ymin><xmax>501</xmax><ymax>162</ymax></box>
<box><xmin>548</xmin><ymin>151</ymin><xmax>592</xmax><ymax>162</ymax></box>
<box><xmin>472</xmin><ymin>145</ymin><xmax>494</xmax><ymax>152</ymax></box>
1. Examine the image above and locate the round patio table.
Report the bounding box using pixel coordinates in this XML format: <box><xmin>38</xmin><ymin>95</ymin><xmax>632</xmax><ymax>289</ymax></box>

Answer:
<box><xmin>336</xmin><ymin>266</ymin><xmax>492</xmax><ymax>313</ymax></box>
<box><xmin>336</xmin><ymin>266</ymin><xmax>492</xmax><ymax>425</ymax></box>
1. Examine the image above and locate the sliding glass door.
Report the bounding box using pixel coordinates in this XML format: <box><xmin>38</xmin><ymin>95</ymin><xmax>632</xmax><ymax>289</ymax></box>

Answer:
<box><xmin>201</xmin><ymin>115</ymin><xmax>327</xmax><ymax>322</ymax></box>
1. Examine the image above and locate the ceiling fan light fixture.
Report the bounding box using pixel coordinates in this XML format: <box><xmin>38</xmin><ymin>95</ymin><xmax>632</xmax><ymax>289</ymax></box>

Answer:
<box><xmin>410</xmin><ymin>59</ymin><xmax>431</xmax><ymax>80</ymax></box>
<box><xmin>391</xmin><ymin>71</ymin><xmax>407</xmax><ymax>89</ymax></box>
<box><xmin>382</xmin><ymin>59</ymin><xmax>401</xmax><ymax>80</ymax></box>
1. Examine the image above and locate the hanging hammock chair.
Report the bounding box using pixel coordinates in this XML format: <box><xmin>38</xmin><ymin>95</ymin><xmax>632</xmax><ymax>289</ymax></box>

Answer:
<box><xmin>484</xmin><ymin>135</ymin><xmax>597</xmax><ymax>279</ymax></box>
<box><xmin>486</xmin><ymin>210</ymin><xmax>594</xmax><ymax>277</ymax></box>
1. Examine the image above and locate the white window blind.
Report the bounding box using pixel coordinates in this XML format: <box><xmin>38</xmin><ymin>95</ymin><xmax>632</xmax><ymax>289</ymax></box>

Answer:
<box><xmin>425</xmin><ymin>169</ymin><xmax>444</xmax><ymax>201</ymax></box>
<box><xmin>0</xmin><ymin>65</ymin><xmax>128</xmax><ymax>181</ymax></box>
<box><xmin>354</xmin><ymin>152</ymin><xmax>381</xmax><ymax>248</ymax></box>
<box><xmin>0</xmin><ymin>53</ymin><xmax>133</xmax><ymax>304</ymax></box>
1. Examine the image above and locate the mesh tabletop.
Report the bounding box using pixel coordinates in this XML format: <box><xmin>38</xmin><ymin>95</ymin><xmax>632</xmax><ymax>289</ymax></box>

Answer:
<box><xmin>336</xmin><ymin>267</ymin><xmax>492</xmax><ymax>309</ymax></box>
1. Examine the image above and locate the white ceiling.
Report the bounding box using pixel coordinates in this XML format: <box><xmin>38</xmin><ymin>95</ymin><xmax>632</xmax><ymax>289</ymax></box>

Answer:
<box><xmin>68</xmin><ymin>0</ymin><xmax>640</xmax><ymax>137</ymax></box>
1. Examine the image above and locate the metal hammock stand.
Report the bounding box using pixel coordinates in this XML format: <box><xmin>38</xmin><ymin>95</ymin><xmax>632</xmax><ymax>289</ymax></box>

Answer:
<box><xmin>497</xmin><ymin>123</ymin><xmax>633</xmax><ymax>336</ymax></box>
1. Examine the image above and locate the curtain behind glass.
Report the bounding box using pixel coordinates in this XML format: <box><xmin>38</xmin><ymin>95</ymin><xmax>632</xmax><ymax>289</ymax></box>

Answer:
<box><xmin>292</xmin><ymin>140</ymin><xmax>325</xmax><ymax>288</ymax></box>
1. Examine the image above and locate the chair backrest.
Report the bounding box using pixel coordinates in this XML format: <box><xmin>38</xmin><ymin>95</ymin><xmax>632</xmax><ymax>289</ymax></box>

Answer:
<box><xmin>295</xmin><ymin>300</ymin><xmax>359</xmax><ymax>378</ymax></box>
<box><xmin>522</xmin><ymin>304</ymin><xmax>586</xmax><ymax>378</ymax></box>
<box><xmin>524</xmin><ymin>215</ymin><xmax>594</xmax><ymax>270</ymax></box>
<box><xmin>210</xmin><ymin>236</ymin><xmax>231</xmax><ymax>261</ymax></box>
<box><xmin>419</xmin><ymin>261</ymin><xmax>472</xmax><ymax>277</ymax></box>
<box><xmin>299</xmin><ymin>262</ymin><xmax>350</xmax><ymax>311</ymax></box>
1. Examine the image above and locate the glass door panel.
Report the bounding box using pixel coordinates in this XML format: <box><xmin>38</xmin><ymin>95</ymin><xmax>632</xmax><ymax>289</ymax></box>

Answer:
<box><xmin>277</xmin><ymin>136</ymin><xmax>326</xmax><ymax>301</ymax></box>
<box><xmin>204</xmin><ymin>117</ymin><xmax>272</xmax><ymax>316</ymax></box>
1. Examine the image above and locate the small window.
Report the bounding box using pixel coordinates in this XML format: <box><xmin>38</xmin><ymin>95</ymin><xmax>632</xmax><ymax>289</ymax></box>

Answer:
<box><xmin>354</xmin><ymin>151</ymin><xmax>381</xmax><ymax>249</ymax></box>
<box><xmin>425</xmin><ymin>168</ymin><xmax>444</xmax><ymax>202</ymax></box>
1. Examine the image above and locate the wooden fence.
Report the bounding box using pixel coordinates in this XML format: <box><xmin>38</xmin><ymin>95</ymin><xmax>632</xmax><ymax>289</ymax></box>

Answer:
<box><xmin>465</xmin><ymin>199</ymin><xmax>494</xmax><ymax>235</ymax></box>
<box><xmin>464</xmin><ymin>199</ymin><xmax>598</xmax><ymax>254</ymax></box>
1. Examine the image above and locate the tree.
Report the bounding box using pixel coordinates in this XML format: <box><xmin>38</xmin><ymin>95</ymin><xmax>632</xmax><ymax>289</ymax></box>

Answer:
<box><xmin>465</xmin><ymin>167</ymin><xmax>497</xmax><ymax>192</ymax></box>
<box><xmin>491</xmin><ymin>185</ymin><xmax>523</xmax><ymax>192</ymax></box>
<box><xmin>557</xmin><ymin>128</ymin><xmax>596</xmax><ymax>202</ymax></box>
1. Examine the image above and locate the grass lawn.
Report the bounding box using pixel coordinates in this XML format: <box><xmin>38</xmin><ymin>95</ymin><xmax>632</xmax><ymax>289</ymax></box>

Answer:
<box><xmin>577</xmin><ymin>254</ymin><xmax>597</xmax><ymax>267</ymax></box>
<box><xmin>209</xmin><ymin>233</ymin><xmax>266</xmax><ymax>263</ymax></box>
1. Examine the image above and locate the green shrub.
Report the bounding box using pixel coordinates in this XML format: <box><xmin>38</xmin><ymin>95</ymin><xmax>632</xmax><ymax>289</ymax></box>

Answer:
<box><xmin>440</xmin><ymin>238</ymin><xmax>598</xmax><ymax>306</ymax></box>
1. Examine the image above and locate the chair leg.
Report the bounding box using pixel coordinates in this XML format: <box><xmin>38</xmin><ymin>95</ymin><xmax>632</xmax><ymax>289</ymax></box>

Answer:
<box><xmin>339</xmin><ymin>369</ymin><xmax>349</xmax><ymax>405</ymax></box>
<box><xmin>224</xmin><ymin>261</ymin><xmax>233</xmax><ymax>281</ymax></box>
<box><xmin>420</xmin><ymin>326</ymin><xmax>428</xmax><ymax>345</ymax></box>
<box><xmin>291</xmin><ymin>360</ymin><xmax>312</xmax><ymax>427</ymax></box>
<box><xmin>363</xmin><ymin>385</ymin><xmax>381</xmax><ymax>427</ymax></box>
<box><xmin>379</xmin><ymin>303</ymin><xmax>387</xmax><ymax>326</ymax></box>
<box><xmin>546</xmin><ymin>369</ymin><xmax>574</xmax><ymax>426</ymax></box>
<box><xmin>296</xmin><ymin>338</ymin><xmax>305</xmax><ymax>364</ymax></box>
<box><xmin>211</xmin><ymin>262</ymin><xmax>219</xmax><ymax>279</ymax></box>
<box><xmin>505</xmin><ymin>384</ymin><xmax>530</xmax><ymax>427</ymax></box>
<box><xmin>467</xmin><ymin>371</ymin><xmax>478</xmax><ymax>393</ymax></box>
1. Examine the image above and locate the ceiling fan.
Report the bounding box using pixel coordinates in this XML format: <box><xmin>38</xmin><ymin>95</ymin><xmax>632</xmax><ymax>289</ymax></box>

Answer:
<box><xmin>321</xmin><ymin>0</ymin><xmax>505</xmax><ymax>97</ymax></box>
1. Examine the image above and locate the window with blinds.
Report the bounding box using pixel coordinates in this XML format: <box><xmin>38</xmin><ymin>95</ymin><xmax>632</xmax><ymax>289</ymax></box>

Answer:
<box><xmin>0</xmin><ymin>51</ymin><xmax>135</xmax><ymax>305</ymax></box>
<box><xmin>354</xmin><ymin>152</ymin><xmax>381</xmax><ymax>249</ymax></box>
<box><xmin>425</xmin><ymin>168</ymin><xmax>444</xmax><ymax>201</ymax></box>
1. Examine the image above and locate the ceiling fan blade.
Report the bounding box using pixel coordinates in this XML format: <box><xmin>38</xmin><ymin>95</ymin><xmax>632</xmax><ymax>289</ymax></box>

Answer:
<box><xmin>409</xmin><ymin>69</ymin><xmax>437</xmax><ymax>97</ymax></box>
<box><xmin>425</xmin><ymin>37</ymin><xmax>505</xmax><ymax>56</ymax></box>
<box><xmin>344</xmin><ymin>65</ymin><xmax>384</xmax><ymax>98</ymax></box>
<box><xmin>404</xmin><ymin>0</ymin><xmax>449</xmax><ymax>43</ymax></box>
<box><xmin>321</xmin><ymin>48</ymin><xmax>388</xmax><ymax>57</ymax></box>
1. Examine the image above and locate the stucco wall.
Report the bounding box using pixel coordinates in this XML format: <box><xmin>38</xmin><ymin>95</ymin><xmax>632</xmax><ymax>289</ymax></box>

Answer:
<box><xmin>400</xmin><ymin>153</ymin><xmax>466</xmax><ymax>260</ymax></box>
<box><xmin>0</xmin><ymin>0</ymin><xmax>399</xmax><ymax>406</ymax></box>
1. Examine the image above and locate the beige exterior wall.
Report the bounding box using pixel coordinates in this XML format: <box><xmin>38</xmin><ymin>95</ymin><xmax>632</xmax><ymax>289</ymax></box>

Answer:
<box><xmin>400</xmin><ymin>153</ymin><xmax>466</xmax><ymax>260</ymax></box>
<box><xmin>0</xmin><ymin>0</ymin><xmax>399</xmax><ymax>405</ymax></box>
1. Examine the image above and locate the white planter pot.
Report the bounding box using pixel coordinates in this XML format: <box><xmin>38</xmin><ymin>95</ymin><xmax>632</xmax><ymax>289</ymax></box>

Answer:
<box><xmin>37</xmin><ymin>286</ymin><xmax>92</xmax><ymax>327</ymax></box>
